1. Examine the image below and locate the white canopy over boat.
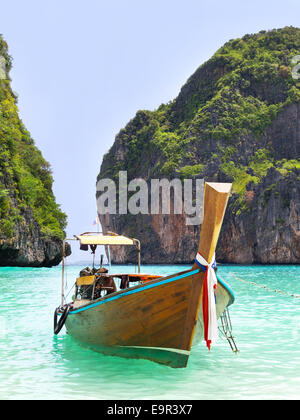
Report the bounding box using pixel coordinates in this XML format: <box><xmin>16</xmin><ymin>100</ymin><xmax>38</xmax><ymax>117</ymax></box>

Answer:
<box><xmin>74</xmin><ymin>232</ymin><xmax>138</xmax><ymax>246</ymax></box>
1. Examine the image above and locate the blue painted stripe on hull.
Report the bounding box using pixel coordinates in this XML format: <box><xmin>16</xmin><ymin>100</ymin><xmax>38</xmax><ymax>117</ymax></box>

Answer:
<box><xmin>70</xmin><ymin>269</ymin><xmax>200</xmax><ymax>315</ymax></box>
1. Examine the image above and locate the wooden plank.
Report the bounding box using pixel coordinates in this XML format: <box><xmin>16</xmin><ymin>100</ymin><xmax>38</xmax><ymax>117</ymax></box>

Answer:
<box><xmin>76</xmin><ymin>275</ymin><xmax>95</xmax><ymax>286</ymax></box>
<box><xmin>194</xmin><ymin>182</ymin><xmax>232</xmax><ymax>265</ymax></box>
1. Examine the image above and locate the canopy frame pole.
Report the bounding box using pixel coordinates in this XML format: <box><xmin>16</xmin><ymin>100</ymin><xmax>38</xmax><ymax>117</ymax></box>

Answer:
<box><xmin>61</xmin><ymin>238</ymin><xmax>76</xmax><ymax>306</ymax></box>
<box><xmin>136</xmin><ymin>240</ymin><xmax>141</xmax><ymax>273</ymax></box>
<box><xmin>107</xmin><ymin>245</ymin><xmax>111</xmax><ymax>269</ymax></box>
<box><xmin>61</xmin><ymin>240</ymin><xmax>65</xmax><ymax>306</ymax></box>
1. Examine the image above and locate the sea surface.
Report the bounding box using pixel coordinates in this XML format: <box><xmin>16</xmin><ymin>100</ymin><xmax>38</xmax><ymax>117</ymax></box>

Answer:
<box><xmin>0</xmin><ymin>263</ymin><xmax>300</xmax><ymax>400</ymax></box>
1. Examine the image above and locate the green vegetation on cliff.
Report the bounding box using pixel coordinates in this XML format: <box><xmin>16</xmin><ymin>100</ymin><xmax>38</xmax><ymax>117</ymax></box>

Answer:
<box><xmin>99</xmin><ymin>26</ymin><xmax>300</xmax><ymax>203</ymax></box>
<box><xmin>0</xmin><ymin>35</ymin><xmax>66</xmax><ymax>240</ymax></box>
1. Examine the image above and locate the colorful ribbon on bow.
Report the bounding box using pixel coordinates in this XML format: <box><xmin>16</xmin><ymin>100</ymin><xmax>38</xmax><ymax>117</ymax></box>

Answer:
<box><xmin>194</xmin><ymin>252</ymin><xmax>218</xmax><ymax>350</ymax></box>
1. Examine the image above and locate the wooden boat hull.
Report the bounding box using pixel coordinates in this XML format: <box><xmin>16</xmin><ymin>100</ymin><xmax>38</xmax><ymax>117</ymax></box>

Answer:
<box><xmin>65</xmin><ymin>269</ymin><xmax>234</xmax><ymax>368</ymax></box>
<box><xmin>58</xmin><ymin>181</ymin><xmax>234</xmax><ymax>368</ymax></box>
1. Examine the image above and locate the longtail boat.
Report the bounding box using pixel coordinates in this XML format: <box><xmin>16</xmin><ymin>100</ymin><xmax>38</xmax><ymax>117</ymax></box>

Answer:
<box><xmin>54</xmin><ymin>182</ymin><xmax>235</xmax><ymax>368</ymax></box>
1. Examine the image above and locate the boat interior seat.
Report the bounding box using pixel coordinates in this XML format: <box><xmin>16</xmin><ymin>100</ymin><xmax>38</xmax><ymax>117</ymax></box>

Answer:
<box><xmin>93</xmin><ymin>276</ymin><xmax>117</xmax><ymax>298</ymax></box>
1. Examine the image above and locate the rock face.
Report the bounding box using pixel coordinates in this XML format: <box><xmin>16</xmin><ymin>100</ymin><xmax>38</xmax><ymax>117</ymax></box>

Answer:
<box><xmin>0</xmin><ymin>207</ymin><xmax>71</xmax><ymax>267</ymax></box>
<box><xmin>0</xmin><ymin>35</ymin><xmax>69</xmax><ymax>267</ymax></box>
<box><xmin>218</xmin><ymin>167</ymin><xmax>300</xmax><ymax>264</ymax></box>
<box><xmin>97</xmin><ymin>27</ymin><xmax>300</xmax><ymax>264</ymax></box>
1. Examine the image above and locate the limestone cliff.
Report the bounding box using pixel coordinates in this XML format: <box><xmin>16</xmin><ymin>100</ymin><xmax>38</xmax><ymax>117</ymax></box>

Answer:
<box><xmin>0</xmin><ymin>35</ymin><xmax>69</xmax><ymax>266</ymax></box>
<box><xmin>97</xmin><ymin>27</ymin><xmax>300</xmax><ymax>264</ymax></box>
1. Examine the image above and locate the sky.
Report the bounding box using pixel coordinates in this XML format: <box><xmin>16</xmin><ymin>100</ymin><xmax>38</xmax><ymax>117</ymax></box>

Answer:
<box><xmin>0</xmin><ymin>0</ymin><xmax>299</xmax><ymax>262</ymax></box>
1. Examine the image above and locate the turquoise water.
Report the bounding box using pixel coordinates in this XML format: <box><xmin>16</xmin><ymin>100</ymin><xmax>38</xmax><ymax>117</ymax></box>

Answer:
<box><xmin>0</xmin><ymin>263</ymin><xmax>300</xmax><ymax>400</ymax></box>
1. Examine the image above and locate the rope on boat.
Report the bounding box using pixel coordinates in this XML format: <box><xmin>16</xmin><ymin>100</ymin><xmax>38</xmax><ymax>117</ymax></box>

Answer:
<box><xmin>229</xmin><ymin>271</ymin><xmax>300</xmax><ymax>299</ymax></box>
